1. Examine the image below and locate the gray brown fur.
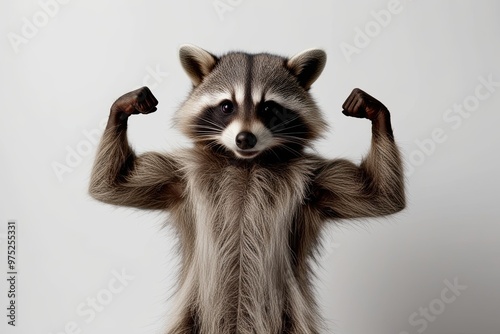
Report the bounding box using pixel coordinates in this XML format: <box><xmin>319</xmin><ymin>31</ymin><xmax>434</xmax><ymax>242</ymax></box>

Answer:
<box><xmin>89</xmin><ymin>45</ymin><xmax>405</xmax><ymax>333</ymax></box>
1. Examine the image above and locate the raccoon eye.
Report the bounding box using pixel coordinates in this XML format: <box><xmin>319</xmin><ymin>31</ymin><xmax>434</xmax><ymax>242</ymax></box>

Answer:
<box><xmin>220</xmin><ymin>100</ymin><xmax>234</xmax><ymax>114</ymax></box>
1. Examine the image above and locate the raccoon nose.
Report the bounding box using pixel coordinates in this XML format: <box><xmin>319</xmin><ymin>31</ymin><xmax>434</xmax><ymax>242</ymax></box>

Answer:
<box><xmin>236</xmin><ymin>131</ymin><xmax>257</xmax><ymax>149</ymax></box>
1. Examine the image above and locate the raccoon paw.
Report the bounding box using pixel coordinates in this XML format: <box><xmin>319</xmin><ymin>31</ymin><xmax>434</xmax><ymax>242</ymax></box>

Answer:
<box><xmin>341</xmin><ymin>88</ymin><xmax>388</xmax><ymax>121</ymax></box>
<box><xmin>111</xmin><ymin>86</ymin><xmax>158</xmax><ymax>117</ymax></box>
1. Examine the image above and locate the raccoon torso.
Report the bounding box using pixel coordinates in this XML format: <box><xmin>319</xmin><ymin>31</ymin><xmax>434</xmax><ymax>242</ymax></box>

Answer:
<box><xmin>89</xmin><ymin>45</ymin><xmax>405</xmax><ymax>334</ymax></box>
<box><xmin>166</xmin><ymin>148</ymin><xmax>322</xmax><ymax>333</ymax></box>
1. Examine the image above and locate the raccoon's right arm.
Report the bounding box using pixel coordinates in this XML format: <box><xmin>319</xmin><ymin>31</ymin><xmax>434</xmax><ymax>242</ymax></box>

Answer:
<box><xmin>89</xmin><ymin>87</ymin><xmax>184</xmax><ymax>210</ymax></box>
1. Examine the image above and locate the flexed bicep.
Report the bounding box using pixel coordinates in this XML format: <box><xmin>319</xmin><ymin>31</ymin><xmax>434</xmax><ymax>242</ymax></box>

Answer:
<box><xmin>312</xmin><ymin>89</ymin><xmax>405</xmax><ymax>220</ymax></box>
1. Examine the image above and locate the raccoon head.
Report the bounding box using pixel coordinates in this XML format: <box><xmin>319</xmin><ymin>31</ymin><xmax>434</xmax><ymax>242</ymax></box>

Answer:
<box><xmin>175</xmin><ymin>44</ymin><xmax>327</xmax><ymax>161</ymax></box>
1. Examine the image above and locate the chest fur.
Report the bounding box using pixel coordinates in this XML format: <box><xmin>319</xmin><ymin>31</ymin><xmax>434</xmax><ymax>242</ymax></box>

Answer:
<box><xmin>187</xmin><ymin>162</ymin><xmax>308</xmax><ymax>250</ymax></box>
<box><xmin>183</xmin><ymin>158</ymin><xmax>312</xmax><ymax>332</ymax></box>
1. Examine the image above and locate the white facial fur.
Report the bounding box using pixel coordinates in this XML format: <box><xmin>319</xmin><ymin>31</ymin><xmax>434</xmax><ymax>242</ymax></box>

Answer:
<box><xmin>219</xmin><ymin>120</ymin><xmax>275</xmax><ymax>159</ymax></box>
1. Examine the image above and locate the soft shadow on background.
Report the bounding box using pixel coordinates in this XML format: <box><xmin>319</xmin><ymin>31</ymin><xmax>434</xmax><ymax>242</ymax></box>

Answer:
<box><xmin>1</xmin><ymin>1</ymin><xmax>499</xmax><ymax>333</ymax></box>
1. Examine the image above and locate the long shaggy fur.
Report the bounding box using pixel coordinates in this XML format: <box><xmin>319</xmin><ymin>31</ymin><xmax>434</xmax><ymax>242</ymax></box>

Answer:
<box><xmin>89</xmin><ymin>46</ymin><xmax>405</xmax><ymax>333</ymax></box>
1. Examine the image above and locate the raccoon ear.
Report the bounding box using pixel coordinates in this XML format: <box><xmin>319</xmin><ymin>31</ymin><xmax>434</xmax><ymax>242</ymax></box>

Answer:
<box><xmin>287</xmin><ymin>48</ymin><xmax>327</xmax><ymax>90</ymax></box>
<box><xmin>179</xmin><ymin>44</ymin><xmax>218</xmax><ymax>86</ymax></box>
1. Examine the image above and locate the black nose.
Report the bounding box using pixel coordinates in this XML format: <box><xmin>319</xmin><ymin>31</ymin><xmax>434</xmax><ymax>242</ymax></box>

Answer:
<box><xmin>235</xmin><ymin>131</ymin><xmax>257</xmax><ymax>149</ymax></box>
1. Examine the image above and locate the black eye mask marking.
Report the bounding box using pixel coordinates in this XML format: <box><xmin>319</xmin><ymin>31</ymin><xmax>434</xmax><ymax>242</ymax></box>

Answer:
<box><xmin>257</xmin><ymin>101</ymin><xmax>311</xmax><ymax>140</ymax></box>
<box><xmin>192</xmin><ymin>100</ymin><xmax>237</xmax><ymax>139</ymax></box>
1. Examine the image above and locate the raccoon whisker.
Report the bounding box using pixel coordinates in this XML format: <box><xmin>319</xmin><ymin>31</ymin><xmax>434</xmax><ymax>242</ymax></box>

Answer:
<box><xmin>192</xmin><ymin>131</ymin><xmax>220</xmax><ymax>137</ymax></box>
<box><xmin>268</xmin><ymin>115</ymin><xmax>302</xmax><ymax>131</ymax></box>
<box><xmin>283</xmin><ymin>145</ymin><xmax>304</xmax><ymax>157</ymax></box>
<box><xmin>188</xmin><ymin>126</ymin><xmax>223</xmax><ymax>133</ymax></box>
<box><xmin>190</xmin><ymin>128</ymin><xmax>218</xmax><ymax>133</ymax></box>
<box><xmin>210</xmin><ymin>143</ymin><xmax>228</xmax><ymax>155</ymax></box>
<box><xmin>277</xmin><ymin>131</ymin><xmax>309</xmax><ymax>137</ymax></box>
<box><xmin>272</xmin><ymin>128</ymin><xmax>309</xmax><ymax>137</ymax></box>
<box><xmin>190</xmin><ymin>132</ymin><xmax>218</xmax><ymax>137</ymax></box>
<box><xmin>190</xmin><ymin>136</ymin><xmax>220</xmax><ymax>145</ymax></box>
<box><xmin>273</xmin><ymin>130</ymin><xmax>304</xmax><ymax>137</ymax></box>
<box><xmin>185</xmin><ymin>123</ymin><xmax>219</xmax><ymax>128</ymax></box>
<box><xmin>270</xmin><ymin>144</ymin><xmax>302</xmax><ymax>158</ymax></box>
<box><xmin>281</xmin><ymin>145</ymin><xmax>299</xmax><ymax>153</ymax></box>
<box><xmin>191</xmin><ymin>131</ymin><xmax>222</xmax><ymax>138</ymax></box>
<box><xmin>187</xmin><ymin>126</ymin><xmax>222</xmax><ymax>133</ymax></box>
<box><xmin>193</xmin><ymin>117</ymin><xmax>225</xmax><ymax>131</ymax></box>
<box><xmin>276</xmin><ymin>137</ymin><xmax>309</xmax><ymax>146</ymax></box>
<box><xmin>267</xmin><ymin>147</ymin><xmax>282</xmax><ymax>161</ymax></box>
<box><xmin>275</xmin><ymin>136</ymin><xmax>308</xmax><ymax>146</ymax></box>
<box><xmin>272</xmin><ymin>123</ymin><xmax>307</xmax><ymax>133</ymax></box>
<box><xmin>192</xmin><ymin>137</ymin><xmax>219</xmax><ymax>143</ymax></box>
<box><xmin>186</xmin><ymin>123</ymin><xmax>221</xmax><ymax>129</ymax></box>
<box><xmin>203</xmin><ymin>139</ymin><xmax>221</xmax><ymax>148</ymax></box>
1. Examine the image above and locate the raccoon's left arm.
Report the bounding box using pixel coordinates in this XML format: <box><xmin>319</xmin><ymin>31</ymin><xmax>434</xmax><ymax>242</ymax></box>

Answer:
<box><xmin>311</xmin><ymin>88</ymin><xmax>405</xmax><ymax>219</ymax></box>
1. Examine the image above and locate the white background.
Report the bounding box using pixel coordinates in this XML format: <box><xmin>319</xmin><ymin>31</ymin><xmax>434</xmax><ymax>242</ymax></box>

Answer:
<box><xmin>1</xmin><ymin>0</ymin><xmax>499</xmax><ymax>333</ymax></box>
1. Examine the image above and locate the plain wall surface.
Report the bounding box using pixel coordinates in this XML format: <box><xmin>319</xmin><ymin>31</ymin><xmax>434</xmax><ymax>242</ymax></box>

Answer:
<box><xmin>1</xmin><ymin>1</ymin><xmax>499</xmax><ymax>333</ymax></box>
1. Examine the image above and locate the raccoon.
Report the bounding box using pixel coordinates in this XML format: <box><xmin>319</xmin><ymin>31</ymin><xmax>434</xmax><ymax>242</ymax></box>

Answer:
<box><xmin>89</xmin><ymin>45</ymin><xmax>405</xmax><ymax>334</ymax></box>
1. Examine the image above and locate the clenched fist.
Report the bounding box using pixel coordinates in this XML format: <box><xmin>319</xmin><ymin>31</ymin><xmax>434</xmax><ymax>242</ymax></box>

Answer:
<box><xmin>111</xmin><ymin>86</ymin><xmax>158</xmax><ymax>116</ymax></box>
<box><xmin>342</xmin><ymin>88</ymin><xmax>393</xmax><ymax>139</ymax></box>
<box><xmin>107</xmin><ymin>86</ymin><xmax>159</xmax><ymax>130</ymax></box>
<box><xmin>342</xmin><ymin>88</ymin><xmax>388</xmax><ymax>121</ymax></box>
